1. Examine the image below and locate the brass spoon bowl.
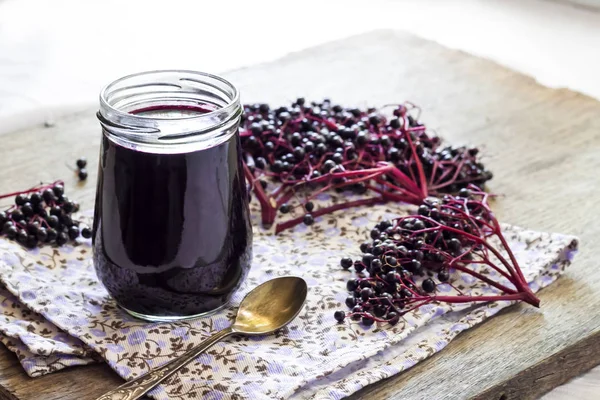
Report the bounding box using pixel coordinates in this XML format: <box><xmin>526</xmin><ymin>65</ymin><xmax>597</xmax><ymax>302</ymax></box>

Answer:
<box><xmin>95</xmin><ymin>276</ymin><xmax>308</xmax><ymax>400</ymax></box>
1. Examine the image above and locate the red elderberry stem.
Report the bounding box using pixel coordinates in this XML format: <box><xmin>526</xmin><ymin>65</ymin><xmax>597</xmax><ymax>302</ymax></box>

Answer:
<box><xmin>243</xmin><ymin>164</ymin><xmax>277</xmax><ymax>226</ymax></box>
<box><xmin>0</xmin><ymin>180</ymin><xmax>64</xmax><ymax>200</ymax></box>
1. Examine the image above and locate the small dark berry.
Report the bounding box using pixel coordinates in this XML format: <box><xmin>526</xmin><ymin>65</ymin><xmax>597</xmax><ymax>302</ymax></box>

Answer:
<box><xmin>361</xmin><ymin>314</ymin><xmax>375</xmax><ymax>327</ymax></box>
<box><xmin>50</xmin><ymin>206</ymin><xmax>62</xmax><ymax>217</ymax></box>
<box><xmin>5</xmin><ymin>226</ymin><xmax>18</xmax><ymax>240</ymax></box>
<box><xmin>27</xmin><ymin>222</ymin><xmax>39</xmax><ymax>235</ymax></box>
<box><xmin>422</xmin><ymin>278</ymin><xmax>437</xmax><ymax>293</ymax></box>
<box><xmin>62</xmin><ymin>200</ymin><xmax>75</xmax><ymax>213</ymax></box>
<box><xmin>56</xmin><ymin>232</ymin><xmax>68</xmax><ymax>246</ymax></box>
<box><xmin>345</xmin><ymin>296</ymin><xmax>356</xmax><ymax>308</ymax></box>
<box><xmin>362</xmin><ymin>253</ymin><xmax>374</xmax><ymax>266</ymax></box>
<box><xmin>46</xmin><ymin>228</ymin><xmax>58</xmax><ymax>242</ymax></box>
<box><xmin>447</xmin><ymin>238</ymin><xmax>461</xmax><ymax>252</ymax></box>
<box><xmin>359</xmin><ymin>241</ymin><xmax>371</xmax><ymax>253</ymax></box>
<box><xmin>370</xmin><ymin>228</ymin><xmax>380</xmax><ymax>240</ymax></box>
<box><xmin>46</xmin><ymin>215</ymin><xmax>60</xmax><ymax>228</ymax></box>
<box><xmin>3</xmin><ymin>221</ymin><xmax>15</xmax><ymax>234</ymax></box>
<box><xmin>303</xmin><ymin>214</ymin><xmax>314</xmax><ymax>226</ymax></box>
<box><xmin>370</xmin><ymin>258</ymin><xmax>383</xmax><ymax>270</ymax></box>
<box><xmin>25</xmin><ymin>235</ymin><xmax>38</xmax><ymax>249</ymax></box>
<box><xmin>76</xmin><ymin>157</ymin><xmax>87</xmax><ymax>169</ymax></box>
<box><xmin>360</xmin><ymin>287</ymin><xmax>373</xmax><ymax>301</ymax></box>
<box><xmin>16</xmin><ymin>229</ymin><xmax>28</xmax><ymax>244</ymax></box>
<box><xmin>373</xmin><ymin>305</ymin><xmax>387</xmax><ymax>318</ymax></box>
<box><xmin>334</xmin><ymin>311</ymin><xmax>346</xmax><ymax>323</ymax></box>
<box><xmin>438</xmin><ymin>268</ymin><xmax>450</xmax><ymax>282</ymax></box>
<box><xmin>387</xmin><ymin>311</ymin><xmax>399</xmax><ymax>325</ymax></box>
<box><xmin>279</xmin><ymin>203</ymin><xmax>291</xmax><ymax>213</ymax></box>
<box><xmin>400</xmin><ymin>288</ymin><xmax>413</xmax><ymax>298</ymax></box>
<box><xmin>78</xmin><ymin>169</ymin><xmax>88</xmax><ymax>181</ymax></box>
<box><xmin>36</xmin><ymin>228</ymin><xmax>48</xmax><ymax>242</ymax></box>
<box><xmin>21</xmin><ymin>202</ymin><xmax>34</xmax><ymax>217</ymax></box>
<box><xmin>346</xmin><ymin>279</ymin><xmax>358</xmax><ymax>292</ymax></box>
<box><xmin>15</xmin><ymin>194</ymin><xmax>28</xmax><ymax>206</ymax></box>
<box><xmin>305</xmin><ymin>201</ymin><xmax>314</xmax><ymax>212</ymax></box>
<box><xmin>351</xmin><ymin>306</ymin><xmax>363</xmax><ymax>321</ymax></box>
<box><xmin>68</xmin><ymin>226</ymin><xmax>80</xmax><ymax>240</ymax></box>
<box><xmin>52</xmin><ymin>184</ymin><xmax>64</xmax><ymax>197</ymax></box>
<box><xmin>81</xmin><ymin>226</ymin><xmax>92</xmax><ymax>239</ymax></box>
<box><xmin>42</xmin><ymin>189</ymin><xmax>55</xmax><ymax>203</ymax></box>
<box><xmin>340</xmin><ymin>257</ymin><xmax>353</xmax><ymax>270</ymax></box>
<box><xmin>30</xmin><ymin>192</ymin><xmax>42</xmax><ymax>205</ymax></box>
<box><xmin>11</xmin><ymin>210</ymin><xmax>24</xmax><ymax>222</ymax></box>
<box><xmin>354</xmin><ymin>262</ymin><xmax>365</xmax><ymax>273</ymax></box>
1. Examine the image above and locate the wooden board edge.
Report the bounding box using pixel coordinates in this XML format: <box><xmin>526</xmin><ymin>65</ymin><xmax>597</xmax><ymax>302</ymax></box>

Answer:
<box><xmin>473</xmin><ymin>329</ymin><xmax>600</xmax><ymax>400</ymax></box>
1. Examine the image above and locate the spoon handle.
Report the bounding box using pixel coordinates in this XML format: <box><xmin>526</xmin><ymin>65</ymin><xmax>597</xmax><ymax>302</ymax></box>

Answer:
<box><xmin>95</xmin><ymin>327</ymin><xmax>234</xmax><ymax>400</ymax></box>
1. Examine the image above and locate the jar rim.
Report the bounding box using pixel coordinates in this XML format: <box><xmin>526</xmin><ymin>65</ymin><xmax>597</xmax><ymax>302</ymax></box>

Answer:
<box><xmin>97</xmin><ymin>70</ymin><xmax>242</xmax><ymax>153</ymax></box>
<box><xmin>99</xmin><ymin>69</ymin><xmax>240</xmax><ymax>122</ymax></box>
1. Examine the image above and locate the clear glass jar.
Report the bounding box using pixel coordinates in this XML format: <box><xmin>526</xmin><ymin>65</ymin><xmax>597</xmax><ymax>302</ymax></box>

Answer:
<box><xmin>93</xmin><ymin>70</ymin><xmax>252</xmax><ymax>321</ymax></box>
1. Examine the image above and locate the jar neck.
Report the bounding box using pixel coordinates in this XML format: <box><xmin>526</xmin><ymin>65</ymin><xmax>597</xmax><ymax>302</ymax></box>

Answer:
<box><xmin>98</xmin><ymin>70</ymin><xmax>241</xmax><ymax>154</ymax></box>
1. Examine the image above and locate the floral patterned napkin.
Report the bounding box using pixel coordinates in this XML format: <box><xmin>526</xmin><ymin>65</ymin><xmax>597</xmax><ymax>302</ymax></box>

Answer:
<box><xmin>0</xmin><ymin>202</ymin><xmax>577</xmax><ymax>400</ymax></box>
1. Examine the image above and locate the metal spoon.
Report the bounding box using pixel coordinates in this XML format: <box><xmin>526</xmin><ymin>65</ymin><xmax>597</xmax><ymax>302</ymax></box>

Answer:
<box><xmin>95</xmin><ymin>276</ymin><xmax>308</xmax><ymax>400</ymax></box>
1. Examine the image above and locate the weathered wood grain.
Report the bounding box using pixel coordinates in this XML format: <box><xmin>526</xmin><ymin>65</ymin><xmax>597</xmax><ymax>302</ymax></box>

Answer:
<box><xmin>0</xmin><ymin>30</ymin><xmax>599</xmax><ymax>399</ymax></box>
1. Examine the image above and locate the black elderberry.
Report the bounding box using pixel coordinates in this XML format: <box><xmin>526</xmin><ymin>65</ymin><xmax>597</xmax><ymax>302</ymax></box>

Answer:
<box><xmin>36</xmin><ymin>228</ymin><xmax>48</xmax><ymax>242</ymax></box>
<box><xmin>354</xmin><ymin>262</ymin><xmax>365</xmax><ymax>273</ymax></box>
<box><xmin>351</xmin><ymin>306</ymin><xmax>363</xmax><ymax>321</ymax></box>
<box><xmin>21</xmin><ymin>202</ymin><xmax>34</xmax><ymax>217</ymax></box>
<box><xmin>68</xmin><ymin>226</ymin><xmax>80</xmax><ymax>240</ymax></box>
<box><xmin>447</xmin><ymin>238</ymin><xmax>461</xmax><ymax>252</ymax></box>
<box><xmin>362</xmin><ymin>253</ymin><xmax>374</xmax><ymax>266</ymax></box>
<box><xmin>16</xmin><ymin>229</ymin><xmax>28</xmax><ymax>244</ymax></box>
<box><xmin>2</xmin><ymin>221</ymin><xmax>14</xmax><ymax>234</ymax></box>
<box><xmin>46</xmin><ymin>215</ymin><xmax>60</xmax><ymax>228</ymax></box>
<box><xmin>76</xmin><ymin>157</ymin><xmax>87</xmax><ymax>169</ymax></box>
<box><xmin>373</xmin><ymin>305</ymin><xmax>387</xmax><ymax>318</ymax></box>
<box><xmin>438</xmin><ymin>268</ymin><xmax>450</xmax><ymax>282</ymax></box>
<box><xmin>400</xmin><ymin>288</ymin><xmax>413</xmax><ymax>298</ymax></box>
<box><xmin>46</xmin><ymin>228</ymin><xmax>58</xmax><ymax>242</ymax></box>
<box><xmin>347</xmin><ymin>279</ymin><xmax>358</xmax><ymax>291</ymax></box>
<box><xmin>361</xmin><ymin>314</ymin><xmax>375</xmax><ymax>327</ymax></box>
<box><xmin>279</xmin><ymin>203</ymin><xmax>291</xmax><ymax>214</ymax></box>
<box><xmin>30</xmin><ymin>192</ymin><xmax>42</xmax><ymax>205</ymax></box>
<box><xmin>5</xmin><ymin>226</ymin><xmax>17</xmax><ymax>240</ymax></box>
<box><xmin>422</xmin><ymin>278</ymin><xmax>436</xmax><ymax>293</ymax></box>
<box><xmin>334</xmin><ymin>311</ymin><xmax>346</xmax><ymax>323</ymax></box>
<box><xmin>345</xmin><ymin>296</ymin><xmax>356</xmax><ymax>308</ymax></box>
<box><xmin>360</xmin><ymin>241</ymin><xmax>371</xmax><ymax>253</ymax></box>
<box><xmin>15</xmin><ymin>194</ymin><xmax>28</xmax><ymax>206</ymax></box>
<box><xmin>303</xmin><ymin>214</ymin><xmax>314</xmax><ymax>226</ymax></box>
<box><xmin>360</xmin><ymin>287</ymin><xmax>373</xmax><ymax>301</ymax></box>
<box><xmin>25</xmin><ymin>235</ymin><xmax>38</xmax><ymax>249</ymax></box>
<box><xmin>387</xmin><ymin>312</ymin><xmax>399</xmax><ymax>325</ymax></box>
<box><xmin>11</xmin><ymin>210</ymin><xmax>24</xmax><ymax>222</ymax></box>
<box><xmin>56</xmin><ymin>232</ymin><xmax>68</xmax><ymax>246</ymax></box>
<box><xmin>42</xmin><ymin>189</ymin><xmax>55</xmax><ymax>203</ymax></box>
<box><xmin>52</xmin><ymin>184</ymin><xmax>64</xmax><ymax>197</ymax></box>
<box><xmin>340</xmin><ymin>257</ymin><xmax>353</xmax><ymax>270</ymax></box>
<box><xmin>359</xmin><ymin>280</ymin><xmax>372</xmax><ymax>289</ymax></box>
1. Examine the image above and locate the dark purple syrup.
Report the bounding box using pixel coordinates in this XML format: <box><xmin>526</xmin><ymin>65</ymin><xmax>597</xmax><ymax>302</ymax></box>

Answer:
<box><xmin>92</xmin><ymin>106</ymin><xmax>252</xmax><ymax>319</ymax></box>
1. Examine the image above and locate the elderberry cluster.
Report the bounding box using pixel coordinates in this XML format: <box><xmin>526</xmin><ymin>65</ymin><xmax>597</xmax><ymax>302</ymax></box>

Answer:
<box><xmin>0</xmin><ymin>183</ymin><xmax>91</xmax><ymax>248</ymax></box>
<box><xmin>242</xmin><ymin>98</ymin><xmax>492</xmax><ymax>193</ymax></box>
<box><xmin>334</xmin><ymin>188</ymin><xmax>496</xmax><ymax>327</ymax></box>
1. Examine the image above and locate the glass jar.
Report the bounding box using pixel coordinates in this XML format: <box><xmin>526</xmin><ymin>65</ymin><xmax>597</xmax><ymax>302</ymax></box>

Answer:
<box><xmin>93</xmin><ymin>70</ymin><xmax>252</xmax><ymax>321</ymax></box>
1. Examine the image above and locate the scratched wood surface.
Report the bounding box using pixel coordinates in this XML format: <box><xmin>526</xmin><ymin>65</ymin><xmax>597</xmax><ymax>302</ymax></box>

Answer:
<box><xmin>0</xmin><ymin>30</ymin><xmax>598</xmax><ymax>400</ymax></box>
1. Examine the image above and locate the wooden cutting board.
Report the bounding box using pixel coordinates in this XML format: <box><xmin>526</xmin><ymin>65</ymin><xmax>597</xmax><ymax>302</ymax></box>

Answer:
<box><xmin>0</xmin><ymin>30</ymin><xmax>598</xmax><ymax>400</ymax></box>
